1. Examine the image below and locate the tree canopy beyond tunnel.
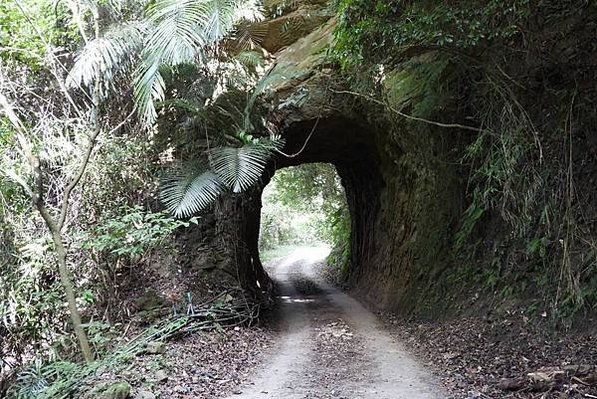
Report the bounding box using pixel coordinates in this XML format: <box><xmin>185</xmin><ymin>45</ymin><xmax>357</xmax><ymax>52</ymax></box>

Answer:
<box><xmin>259</xmin><ymin>163</ymin><xmax>349</xmax><ymax>253</ymax></box>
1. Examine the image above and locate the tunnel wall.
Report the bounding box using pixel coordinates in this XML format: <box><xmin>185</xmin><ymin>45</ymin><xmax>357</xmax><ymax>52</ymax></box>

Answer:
<box><xmin>203</xmin><ymin>19</ymin><xmax>468</xmax><ymax>313</ymax></box>
<box><xmin>267</xmin><ymin>113</ymin><xmax>464</xmax><ymax>312</ymax></box>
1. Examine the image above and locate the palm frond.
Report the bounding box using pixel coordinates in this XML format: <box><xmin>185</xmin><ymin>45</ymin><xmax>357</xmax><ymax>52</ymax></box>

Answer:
<box><xmin>160</xmin><ymin>136</ymin><xmax>284</xmax><ymax>217</ymax></box>
<box><xmin>133</xmin><ymin>0</ymin><xmax>210</xmax><ymax>123</ymax></box>
<box><xmin>133</xmin><ymin>60</ymin><xmax>166</xmax><ymax>124</ymax></box>
<box><xmin>145</xmin><ymin>0</ymin><xmax>209</xmax><ymax>65</ymax></box>
<box><xmin>66</xmin><ymin>22</ymin><xmax>145</xmax><ymax>90</ymax></box>
<box><xmin>211</xmin><ymin>138</ymin><xmax>283</xmax><ymax>193</ymax></box>
<box><xmin>203</xmin><ymin>0</ymin><xmax>239</xmax><ymax>44</ymax></box>
<box><xmin>160</xmin><ymin>166</ymin><xmax>224</xmax><ymax>218</ymax></box>
<box><xmin>229</xmin><ymin>19</ymin><xmax>268</xmax><ymax>50</ymax></box>
<box><xmin>134</xmin><ymin>0</ymin><xmax>261</xmax><ymax>125</ymax></box>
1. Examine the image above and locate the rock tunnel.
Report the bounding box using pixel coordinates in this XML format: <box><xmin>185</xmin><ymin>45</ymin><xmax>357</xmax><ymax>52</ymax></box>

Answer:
<box><xmin>211</xmin><ymin>19</ymin><xmax>465</xmax><ymax>313</ymax></box>
<box><xmin>263</xmin><ymin>116</ymin><xmax>383</xmax><ymax>289</ymax></box>
<box><xmin>221</xmin><ymin>109</ymin><xmax>462</xmax><ymax>312</ymax></box>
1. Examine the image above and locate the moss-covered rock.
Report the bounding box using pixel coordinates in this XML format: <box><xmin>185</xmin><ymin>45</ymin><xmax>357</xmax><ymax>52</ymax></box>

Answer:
<box><xmin>102</xmin><ymin>381</ymin><xmax>131</xmax><ymax>399</ymax></box>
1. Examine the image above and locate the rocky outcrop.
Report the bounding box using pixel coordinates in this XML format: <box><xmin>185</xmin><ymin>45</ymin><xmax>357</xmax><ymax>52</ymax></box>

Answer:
<box><xmin>220</xmin><ymin>2</ymin><xmax>597</xmax><ymax>317</ymax></box>
<box><xmin>219</xmin><ymin>18</ymin><xmax>466</xmax><ymax>313</ymax></box>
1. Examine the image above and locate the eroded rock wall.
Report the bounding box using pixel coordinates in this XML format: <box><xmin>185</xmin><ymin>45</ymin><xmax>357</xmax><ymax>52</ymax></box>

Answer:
<box><xmin>257</xmin><ymin>19</ymin><xmax>468</xmax><ymax>312</ymax></box>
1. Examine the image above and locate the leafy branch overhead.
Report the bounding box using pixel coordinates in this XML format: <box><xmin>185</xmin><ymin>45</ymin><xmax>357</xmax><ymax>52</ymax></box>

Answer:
<box><xmin>67</xmin><ymin>0</ymin><xmax>263</xmax><ymax>124</ymax></box>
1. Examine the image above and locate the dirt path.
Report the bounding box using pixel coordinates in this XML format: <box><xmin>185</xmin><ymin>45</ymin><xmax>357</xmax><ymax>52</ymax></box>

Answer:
<box><xmin>226</xmin><ymin>247</ymin><xmax>445</xmax><ymax>399</ymax></box>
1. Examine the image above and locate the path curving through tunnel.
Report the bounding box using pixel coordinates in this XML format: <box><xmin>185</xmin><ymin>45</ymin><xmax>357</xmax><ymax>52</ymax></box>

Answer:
<box><xmin>225</xmin><ymin>247</ymin><xmax>445</xmax><ymax>399</ymax></box>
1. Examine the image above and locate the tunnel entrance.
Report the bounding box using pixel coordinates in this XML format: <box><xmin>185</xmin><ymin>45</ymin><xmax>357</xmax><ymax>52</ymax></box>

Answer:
<box><xmin>217</xmin><ymin>117</ymin><xmax>386</xmax><ymax>302</ymax></box>
<box><xmin>258</xmin><ymin>163</ymin><xmax>351</xmax><ymax>276</ymax></box>
<box><xmin>243</xmin><ymin>116</ymin><xmax>385</xmax><ymax>295</ymax></box>
<box><xmin>216</xmin><ymin>113</ymin><xmax>462</xmax><ymax>310</ymax></box>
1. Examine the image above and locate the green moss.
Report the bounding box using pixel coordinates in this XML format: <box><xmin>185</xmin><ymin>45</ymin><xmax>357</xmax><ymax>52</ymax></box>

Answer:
<box><xmin>102</xmin><ymin>381</ymin><xmax>131</xmax><ymax>399</ymax></box>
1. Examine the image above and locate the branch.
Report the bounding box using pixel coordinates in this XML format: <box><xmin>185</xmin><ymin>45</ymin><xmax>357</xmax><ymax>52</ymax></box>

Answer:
<box><xmin>275</xmin><ymin>117</ymin><xmax>320</xmax><ymax>158</ymax></box>
<box><xmin>57</xmin><ymin>109</ymin><xmax>134</xmax><ymax>231</ymax></box>
<box><xmin>329</xmin><ymin>88</ymin><xmax>484</xmax><ymax>133</ymax></box>
<box><xmin>57</xmin><ymin>127</ymin><xmax>99</xmax><ymax>230</ymax></box>
<box><xmin>12</xmin><ymin>0</ymin><xmax>94</xmax><ymax>109</ymax></box>
<box><xmin>0</xmin><ymin>93</ymin><xmax>62</xmax><ymax>234</ymax></box>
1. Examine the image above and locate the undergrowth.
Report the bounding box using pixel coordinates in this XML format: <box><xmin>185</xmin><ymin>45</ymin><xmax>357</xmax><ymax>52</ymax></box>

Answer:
<box><xmin>8</xmin><ymin>289</ymin><xmax>258</xmax><ymax>399</ymax></box>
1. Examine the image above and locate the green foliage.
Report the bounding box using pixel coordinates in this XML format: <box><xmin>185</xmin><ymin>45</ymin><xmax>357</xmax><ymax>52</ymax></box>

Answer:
<box><xmin>82</xmin><ymin>205</ymin><xmax>197</xmax><ymax>262</ymax></box>
<box><xmin>161</xmin><ymin>168</ymin><xmax>224</xmax><ymax>218</ymax></box>
<box><xmin>453</xmin><ymin>205</ymin><xmax>484</xmax><ymax>250</ymax></box>
<box><xmin>260</xmin><ymin>163</ymin><xmax>349</xmax><ymax>251</ymax></box>
<box><xmin>9</xmin><ymin>288</ymin><xmax>255</xmax><ymax>398</ymax></box>
<box><xmin>334</xmin><ymin>0</ymin><xmax>597</xmax><ymax>318</ymax></box>
<box><xmin>67</xmin><ymin>0</ymin><xmax>263</xmax><ymax>123</ymax></box>
<box><xmin>0</xmin><ymin>236</ymin><xmax>65</xmax><ymax>363</ymax></box>
<box><xmin>67</xmin><ymin>22</ymin><xmax>146</xmax><ymax>96</ymax></box>
<box><xmin>211</xmin><ymin>138</ymin><xmax>283</xmax><ymax>193</ymax></box>
<box><xmin>0</xmin><ymin>0</ymin><xmax>77</xmax><ymax>68</ymax></box>
<box><xmin>160</xmin><ymin>136</ymin><xmax>284</xmax><ymax>218</ymax></box>
<box><xmin>335</xmin><ymin>0</ymin><xmax>531</xmax><ymax>69</ymax></box>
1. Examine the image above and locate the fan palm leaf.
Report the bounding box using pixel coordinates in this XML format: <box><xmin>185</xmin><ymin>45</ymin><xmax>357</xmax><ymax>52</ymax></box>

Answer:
<box><xmin>211</xmin><ymin>138</ymin><xmax>283</xmax><ymax>193</ymax></box>
<box><xmin>160</xmin><ymin>167</ymin><xmax>224</xmax><ymax>217</ymax></box>
<box><xmin>145</xmin><ymin>0</ymin><xmax>209</xmax><ymax>65</ymax></box>
<box><xmin>134</xmin><ymin>0</ymin><xmax>261</xmax><ymax>125</ymax></box>
<box><xmin>230</xmin><ymin>20</ymin><xmax>269</xmax><ymax>51</ymax></box>
<box><xmin>160</xmin><ymin>137</ymin><xmax>283</xmax><ymax>217</ymax></box>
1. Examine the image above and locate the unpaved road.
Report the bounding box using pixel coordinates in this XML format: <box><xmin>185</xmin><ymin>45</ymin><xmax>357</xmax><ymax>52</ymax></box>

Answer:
<box><xmin>226</xmin><ymin>247</ymin><xmax>446</xmax><ymax>399</ymax></box>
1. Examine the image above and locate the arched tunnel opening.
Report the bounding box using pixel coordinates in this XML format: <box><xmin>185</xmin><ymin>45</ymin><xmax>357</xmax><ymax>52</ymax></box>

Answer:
<box><xmin>258</xmin><ymin>162</ymin><xmax>348</xmax><ymax>259</ymax></box>
<box><xmin>215</xmin><ymin>109</ymin><xmax>462</xmax><ymax>311</ymax></box>
<box><xmin>269</xmin><ymin>117</ymin><xmax>384</xmax><ymax>284</ymax></box>
<box><xmin>231</xmin><ymin>117</ymin><xmax>386</xmax><ymax>299</ymax></box>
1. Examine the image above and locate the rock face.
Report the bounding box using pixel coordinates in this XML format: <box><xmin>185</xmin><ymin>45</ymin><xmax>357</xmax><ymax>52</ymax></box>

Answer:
<box><xmin>219</xmin><ymin>18</ymin><xmax>466</xmax><ymax>313</ymax></box>
<box><xmin>182</xmin><ymin>2</ymin><xmax>596</xmax><ymax>318</ymax></box>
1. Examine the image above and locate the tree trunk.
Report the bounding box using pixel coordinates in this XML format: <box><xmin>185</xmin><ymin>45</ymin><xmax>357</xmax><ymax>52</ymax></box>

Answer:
<box><xmin>215</xmin><ymin>188</ymin><xmax>272</xmax><ymax>300</ymax></box>
<box><xmin>51</xmin><ymin>230</ymin><xmax>93</xmax><ymax>363</ymax></box>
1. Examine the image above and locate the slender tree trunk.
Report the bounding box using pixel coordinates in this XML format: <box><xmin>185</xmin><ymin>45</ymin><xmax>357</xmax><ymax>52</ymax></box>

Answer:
<box><xmin>1</xmin><ymin>94</ymin><xmax>96</xmax><ymax>362</ymax></box>
<box><xmin>51</xmin><ymin>230</ymin><xmax>93</xmax><ymax>362</ymax></box>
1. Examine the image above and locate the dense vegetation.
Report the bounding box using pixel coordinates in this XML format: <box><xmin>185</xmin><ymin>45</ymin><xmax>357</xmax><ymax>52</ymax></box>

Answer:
<box><xmin>0</xmin><ymin>0</ymin><xmax>595</xmax><ymax>397</ymax></box>
<box><xmin>260</xmin><ymin>163</ymin><xmax>348</xmax><ymax>251</ymax></box>
<box><xmin>334</xmin><ymin>0</ymin><xmax>597</xmax><ymax>320</ymax></box>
